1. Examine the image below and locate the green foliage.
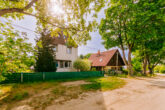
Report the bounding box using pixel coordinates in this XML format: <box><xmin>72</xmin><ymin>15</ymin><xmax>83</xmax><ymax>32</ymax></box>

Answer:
<box><xmin>99</xmin><ymin>0</ymin><xmax>165</xmax><ymax>74</ymax></box>
<box><xmin>154</xmin><ymin>65</ymin><xmax>162</xmax><ymax>73</ymax></box>
<box><xmin>107</xmin><ymin>70</ymin><xmax>116</xmax><ymax>76</ymax></box>
<box><xmin>160</xmin><ymin>66</ymin><xmax>165</xmax><ymax>74</ymax></box>
<box><xmin>0</xmin><ymin>0</ymin><xmax>106</xmax><ymax>48</ymax></box>
<box><xmin>122</xmin><ymin>69</ymin><xmax>128</xmax><ymax>75</ymax></box>
<box><xmin>84</xmin><ymin>53</ymin><xmax>91</xmax><ymax>59</ymax></box>
<box><xmin>91</xmin><ymin>68</ymin><xmax>96</xmax><ymax>71</ymax></box>
<box><xmin>35</xmin><ymin>30</ymin><xmax>57</xmax><ymax>72</ymax></box>
<box><xmin>0</xmin><ymin>30</ymin><xmax>35</xmax><ymax>74</ymax></box>
<box><xmin>79</xmin><ymin>54</ymin><xmax>84</xmax><ymax>59</ymax></box>
<box><xmin>35</xmin><ymin>0</ymin><xmax>106</xmax><ymax>45</ymax></box>
<box><xmin>132</xmin><ymin>52</ymin><xmax>142</xmax><ymax>72</ymax></box>
<box><xmin>73</xmin><ymin>59</ymin><xmax>91</xmax><ymax>71</ymax></box>
<box><xmin>79</xmin><ymin>53</ymin><xmax>91</xmax><ymax>59</ymax></box>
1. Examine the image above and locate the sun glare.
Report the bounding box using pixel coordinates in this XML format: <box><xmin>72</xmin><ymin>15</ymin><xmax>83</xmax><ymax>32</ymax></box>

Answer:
<box><xmin>49</xmin><ymin>0</ymin><xmax>64</xmax><ymax>16</ymax></box>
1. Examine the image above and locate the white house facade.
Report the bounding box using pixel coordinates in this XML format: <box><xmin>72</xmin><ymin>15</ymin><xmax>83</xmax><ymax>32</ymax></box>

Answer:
<box><xmin>51</xmin><ymin>32</ymin><xmax>78</xmax><ymax>72</ymax></box>
<box><xmin>55</xmin><ymin>44</ymin><xmax>78</xmax><ymax>72</ymax></box>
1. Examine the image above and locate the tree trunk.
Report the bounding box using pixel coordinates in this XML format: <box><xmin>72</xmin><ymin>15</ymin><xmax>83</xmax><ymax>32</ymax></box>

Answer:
<box><xmin>120</xmin><ymin>46</ymin><xmax>128</xmax><ymax>66</ymax></box>
<box><xmin>128</xmin><ymin>48</ymin><xmax>133</xmax><ymax>75</ymax></box>
<box><xmin>142</xmin><ymin>57</ymin><xmax>147</xmax><ymax>75</ymax></box>
<box><xmin>148</xmin><ymin>67</ymin><xmax>154</xmax><ymax>74</ymax></box>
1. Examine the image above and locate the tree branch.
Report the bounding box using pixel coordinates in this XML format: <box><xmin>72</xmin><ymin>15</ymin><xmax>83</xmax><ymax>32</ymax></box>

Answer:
<box><xmin>0</xmin><ymin>0</ymin><xmax>38</xmax><ymax>16</ymax></box>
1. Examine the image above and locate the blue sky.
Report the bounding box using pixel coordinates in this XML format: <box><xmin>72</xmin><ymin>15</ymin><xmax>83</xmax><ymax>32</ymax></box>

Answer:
<box><xmin>3</xmin><ymin>7</ymin><xmax>119</xmax><ymax>56</ymax></box>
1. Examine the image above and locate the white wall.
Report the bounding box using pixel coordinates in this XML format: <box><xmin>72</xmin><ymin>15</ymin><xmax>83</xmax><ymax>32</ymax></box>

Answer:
<box><xmin>55</xmin><ymin>44</ymin><xmax>78</xmax><ymax>72</ymax></box>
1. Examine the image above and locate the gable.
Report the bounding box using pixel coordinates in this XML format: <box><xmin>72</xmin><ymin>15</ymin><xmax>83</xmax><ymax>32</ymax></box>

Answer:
<box><xmin>107</xmin><ymin>51</ymin><xmax>125</xmax><ymax>66</ymax></box>
<box><xmin>89</xmin><ymin>49</ymin><xmax>125</xmax><ymax>67</ymax></box>
<box><xmin>89</xmin><ymin>49</ymin><xmax>117</xmax><ymax>66</ymax></box>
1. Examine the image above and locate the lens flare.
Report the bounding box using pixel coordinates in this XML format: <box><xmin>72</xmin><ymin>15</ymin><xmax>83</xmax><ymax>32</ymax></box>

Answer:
<box><xmin>49</xmin><ymin>0</ymin><xmax>64</xmax><ymax>16</ymax></box>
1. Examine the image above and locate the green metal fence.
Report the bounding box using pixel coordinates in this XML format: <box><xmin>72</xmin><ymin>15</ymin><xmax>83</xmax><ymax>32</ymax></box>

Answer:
<box><xmin>2</xmin><ymin>71</ymin><xmax>104</xmax><ymax>83</ymax></box>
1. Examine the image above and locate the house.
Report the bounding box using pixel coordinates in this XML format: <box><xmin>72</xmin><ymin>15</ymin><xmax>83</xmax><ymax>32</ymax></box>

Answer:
<box><xmin>50</xmin><ymin>32</ymin><xmax>78</xmax><ymax>72</ymax></box>
<box><xmin>88</xmin><ymin>49</ymin><xmax>125</xmax><ymax>71</ymax></box>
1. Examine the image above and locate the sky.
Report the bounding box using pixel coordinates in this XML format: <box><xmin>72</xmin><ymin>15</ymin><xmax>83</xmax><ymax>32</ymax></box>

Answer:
<box><xmin>2</xmin><ymin>5</ymin><xmax>118</xmax><ymax>56</ymax></box>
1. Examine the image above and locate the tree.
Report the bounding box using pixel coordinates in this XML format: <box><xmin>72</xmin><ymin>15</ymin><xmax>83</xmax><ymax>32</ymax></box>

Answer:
<box><xmin>0</xmin><ymin>0</ymin><xmax>106</xmax><ymax>45</ymax></box>
<box><xmin>35</xmin><ymin>29</ymin><xmax>57</xmax><ymax>72</ymax></box>
<box><xmin>79</xmin><ymin>53</ymin><xmax>91</xmax><ymax>59</ymax></box>
<box><xmin>0</xmin><ymin>0</ymin><xmax>37</xmax><ymax>17</ymax></box>
<box><xmin>84</xmin><ymin>53</ymin><xmax>91</xmax><ymax>59</ymax></box>
<box><xmin>99</xmin><ymin>0</ymin><xmax>165</xmax><ymax>75</ymax></box>
<box><xmin>0</xmin><ymin>30</ymin><xmax>35</xmax><ymax>74</ymax></box>
<box><xmin>79</xmin><ymin>54</ymin><xmax>84</xmax><ymax>59</ymax></box>
<box><xmin>146</xmin><ymin>43</ymin><xmax>165</xmax><ymax>74</ymax></box>
<box><xmin>73</xmin><ymin>59</ymin><xmax>91</xmax><ymax>71</ymax></box>
<box><xmin>134</xmin><ymin>0</ymin><xmax>165</xmax><ymax>74</ymax></box>
<box><xmin>99</xmin><ymin>0</ymin><xmax>138</xmax><ymax>75</ymax></box>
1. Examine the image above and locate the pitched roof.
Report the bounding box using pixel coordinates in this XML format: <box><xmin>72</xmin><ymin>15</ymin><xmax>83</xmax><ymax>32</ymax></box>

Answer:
<box><xmin>51</xmin><ymin>32</ymin><xmax>78</xmax><ymax>47</ymax></box>
<box><xmin>88</xmin><ymin>49</ymin><xmax>118</xmax><ymax>67</ymax></box>
<box><xmin>51</xmin><ymin>34</ymin><xmax>66</xmax><ymax>45</ymax></box>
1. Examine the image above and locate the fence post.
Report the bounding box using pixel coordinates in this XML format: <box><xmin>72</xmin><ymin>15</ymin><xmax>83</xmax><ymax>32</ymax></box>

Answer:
<box><xmin>21</xmin><ymin>73</ymin><xmax>23</xmax><ymax>83</ymax></box>
<box><xmin>43</xmin><ymin>72</ymin><xmax>45</xmax><ymax>80</ymax></box>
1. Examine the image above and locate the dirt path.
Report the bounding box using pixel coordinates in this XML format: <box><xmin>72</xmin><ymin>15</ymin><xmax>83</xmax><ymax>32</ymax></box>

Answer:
<box><xmin>46</xmin><ymin>77</ymin><xmax>165</xmax><ymax>110</ymax></box>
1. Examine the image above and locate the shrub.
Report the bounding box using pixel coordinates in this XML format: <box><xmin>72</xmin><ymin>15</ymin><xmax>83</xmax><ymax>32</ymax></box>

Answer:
<box><xmin>107</xmin><ymin>70</ymin><xmax>116</xmax><ymax>76</ymax></box>
<box><xmin>160</xmin><ymin>66</ymin><xmax>165</xmax><ymax>73</ymax></box>
<box><xmin>122</xmin><ymin>69</ymin><xmax>128</xmax><ymax>75</ymax></box>
<box><xmin>73</xmin><ymin>59</ymin><xmax>91</xmax><ymax>71</ymax></box>
<box><xmin>154</xmin><ymin>65</ymin><xmax>161</xmax><ymax>73</ymax></box>
<box><xmin>91</xmin><ymin>68</ymin><xmax>96</xmax><ymax>71</ymax></box>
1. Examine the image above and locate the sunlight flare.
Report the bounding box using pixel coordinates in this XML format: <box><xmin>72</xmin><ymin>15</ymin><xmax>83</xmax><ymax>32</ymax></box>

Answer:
<box><xmin>49</xmin><ymin>0</ymin><xmax>64</xmax><ymax>16</ymax></box>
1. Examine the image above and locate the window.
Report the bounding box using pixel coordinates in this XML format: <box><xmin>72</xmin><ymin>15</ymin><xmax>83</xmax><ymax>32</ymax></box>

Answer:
<box><xmin>65</xmin><ymin>62</ymin><xmax>68</xmax><ymax>68</ymax></box>
<box><xmin>68</xmin><ymin>61</ymin><xmax>72</xmax><ymax>67</ymax></box>
<box><xmin>53</xmin><ymin>45</ymin><xmax>58</xmax><ymax>52</ymax></box>
<box><xmin>66</xmin><ymin>47</ymin><xmax>72</xmax><ymax>54</ymax></box>
<box><xmin>60</xmin><ymin>61</ymin><xmax>63</xmax><ymax>68</ymax></box>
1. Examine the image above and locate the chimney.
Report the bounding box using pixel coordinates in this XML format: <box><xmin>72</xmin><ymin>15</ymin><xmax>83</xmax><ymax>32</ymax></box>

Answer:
<box><xmin>98</xmin><ymin>50</ymin><xmax>100</xmax><ymax>56</ymax></box>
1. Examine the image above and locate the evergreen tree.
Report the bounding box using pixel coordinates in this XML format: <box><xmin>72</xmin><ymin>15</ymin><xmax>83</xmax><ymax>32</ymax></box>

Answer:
<box><xmin>35</xmin><ymin>29</ymin><xmax>57</xmax><ymax>72</ymax></box>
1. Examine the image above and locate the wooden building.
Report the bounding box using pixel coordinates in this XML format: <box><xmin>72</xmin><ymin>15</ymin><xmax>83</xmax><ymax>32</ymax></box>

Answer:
<box><xmin>88</xmin><ymin>49</ymin><xmax>125</xmax><ymax>71</ymax></box>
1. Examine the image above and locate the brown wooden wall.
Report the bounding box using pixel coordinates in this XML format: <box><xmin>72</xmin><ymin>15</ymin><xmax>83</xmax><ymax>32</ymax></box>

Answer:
<box><xmin>107</xmin><ymin>51</ymin><xmax>125</xmax><ymax>66</ymax></box>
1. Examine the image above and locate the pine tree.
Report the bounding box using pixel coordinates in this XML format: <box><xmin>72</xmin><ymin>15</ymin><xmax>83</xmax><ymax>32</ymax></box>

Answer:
<box><xmin>35</xmin><ymin>30</ymin><xmax>57</xmax><ymax>72</ymax></box>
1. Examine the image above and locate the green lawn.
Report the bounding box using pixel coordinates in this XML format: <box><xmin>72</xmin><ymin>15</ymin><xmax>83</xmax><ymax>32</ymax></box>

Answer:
<box><xmin>0</xmin><ymin>76</ymin><xmax>125</xmax><ymax>109</ymax></box>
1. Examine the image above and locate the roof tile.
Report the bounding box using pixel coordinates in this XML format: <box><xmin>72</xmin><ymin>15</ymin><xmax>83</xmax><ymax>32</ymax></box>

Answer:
<box><xmin>88</xmin><ymin>49</ymin><xmax>118</xmax><ymax>66</ymax></box>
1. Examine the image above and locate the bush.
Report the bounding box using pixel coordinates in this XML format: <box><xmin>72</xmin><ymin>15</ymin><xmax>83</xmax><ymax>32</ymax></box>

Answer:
<box><xmin>160</xmin><ymin>66</ymin><xmax>165</xmax><ymax>73</ymax></box>
<box><xmin>73</xmin><ymin>59</ymin><xmax>91</xmax><ymax>71</ymax></box>
<box><xmin>91</xmin><ymin>68</ymin><xmax>96</xmax><ymax>71</ymax></box>
<box><xmin>122</xmin><ymin>69</ymin><xmax>128</xmax><ymax>75</ymax></box>
<box><xmin>107</xmin><ymin>70</ymin><xmax>116</xmax><ymax>76</ymax></box>
<box><xmin>154</xmin><ymin>65</ymin><xmax>161</xmax><ymax>73</ymax></box>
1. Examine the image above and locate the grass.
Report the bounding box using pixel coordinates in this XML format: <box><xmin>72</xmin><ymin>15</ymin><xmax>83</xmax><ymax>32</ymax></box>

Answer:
<box><xmin>82</xmin><ymin>77</ymin><xmax>126</xmax><ymax>91</ymax></box>
<box><xmin>0</xmin><ymin>76</ymin><xmax>125</xmax><ymax>110</ymax></box>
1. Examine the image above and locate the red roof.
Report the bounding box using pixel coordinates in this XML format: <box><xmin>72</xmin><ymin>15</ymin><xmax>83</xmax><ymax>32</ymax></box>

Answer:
<box><xmin>88</xmin><ymin>49</ymin><xmax>118</xmax><ymax>67</ymax></box>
